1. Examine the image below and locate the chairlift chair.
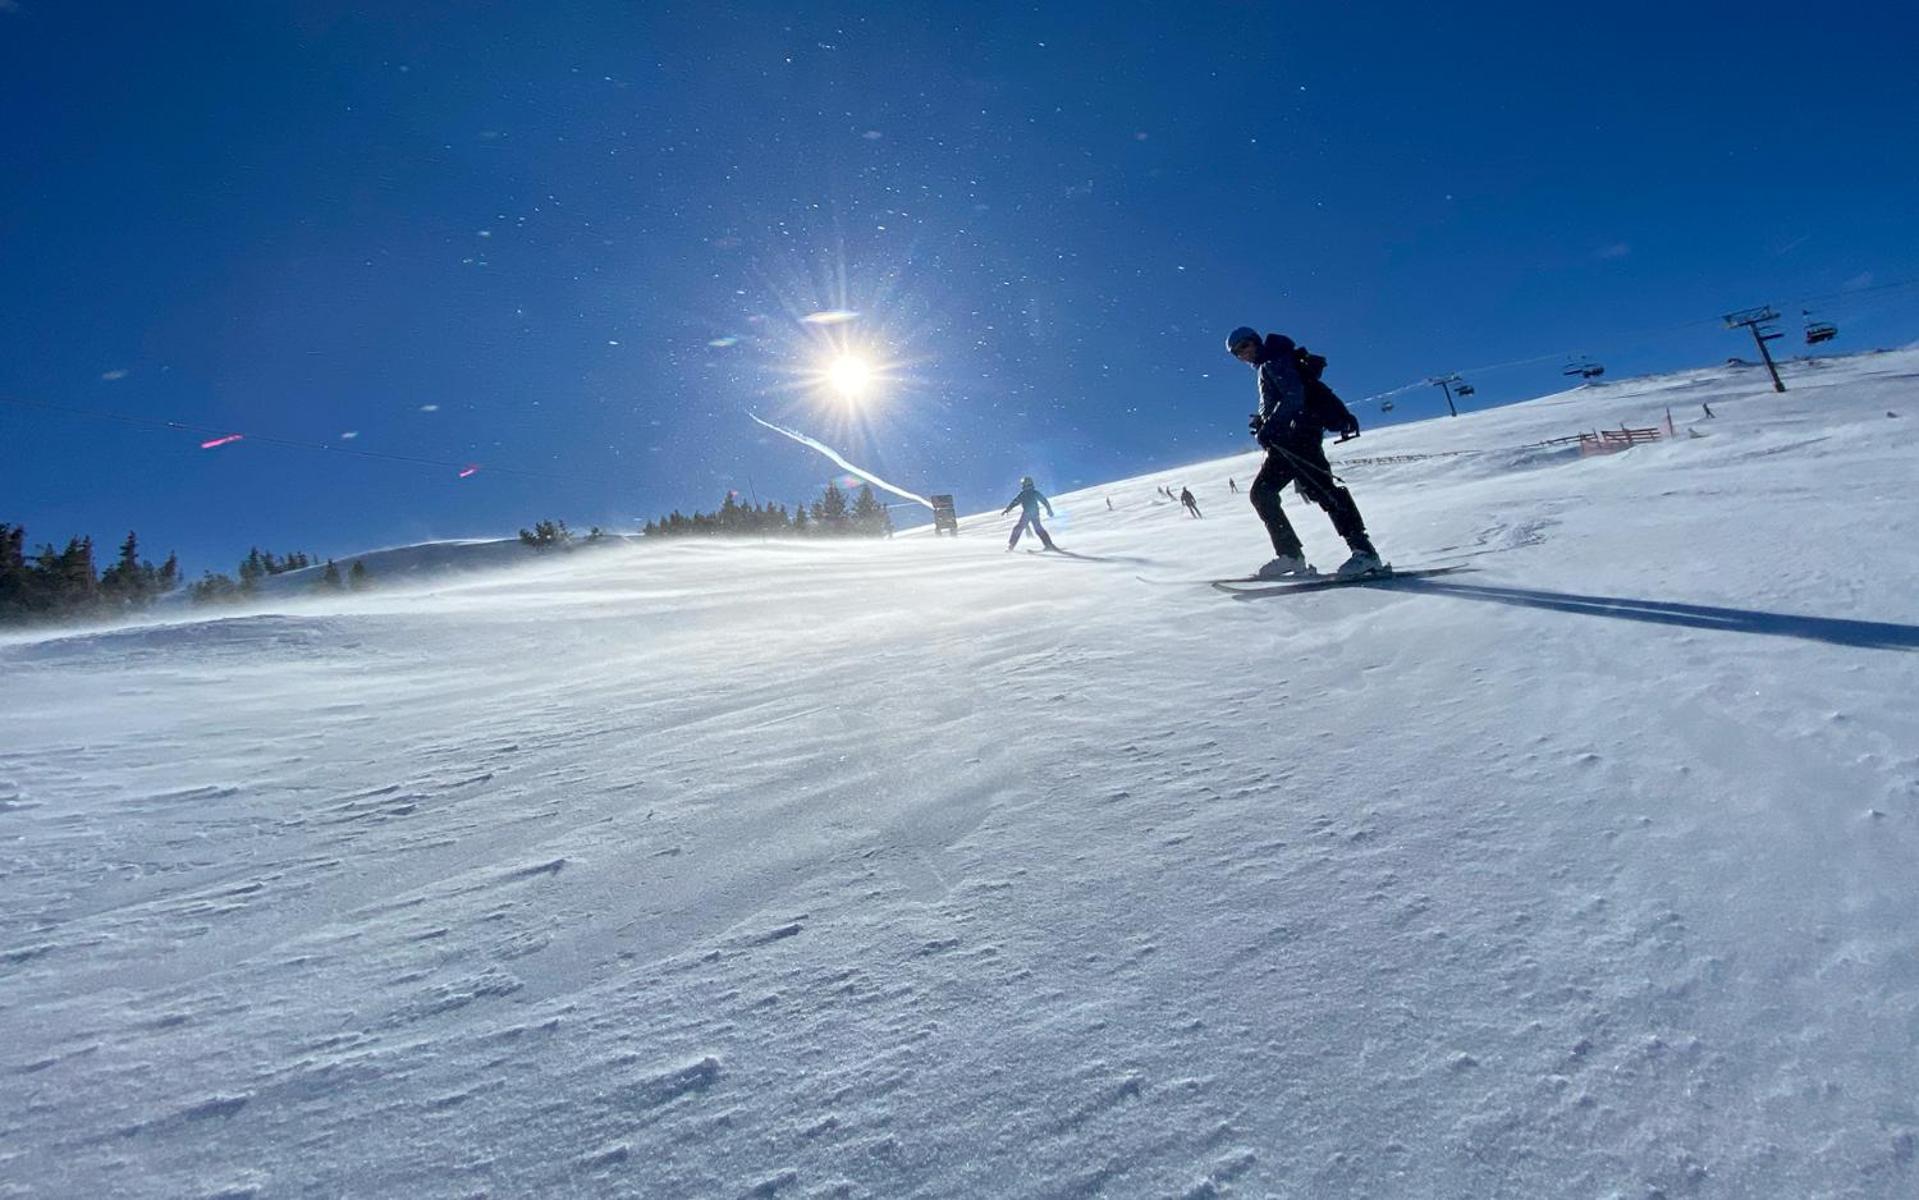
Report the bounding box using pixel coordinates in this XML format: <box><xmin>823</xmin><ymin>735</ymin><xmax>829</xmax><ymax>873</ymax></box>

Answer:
<box><xmin>1454</xmin><ymin>381</ymin><xmax>1476</xmax><ymax>396</ymax></box>
<box><xmin>1805</xmin><ymin>322</ymin><xmax>1838</xmax><ymax>345</ymax></box>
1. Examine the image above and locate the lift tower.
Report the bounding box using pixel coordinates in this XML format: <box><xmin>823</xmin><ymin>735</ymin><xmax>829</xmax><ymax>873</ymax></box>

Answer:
<box><xmin>1723</xmin><ymin>306</ymin><xmax>1786</xmax><ymax>393</ymax></box>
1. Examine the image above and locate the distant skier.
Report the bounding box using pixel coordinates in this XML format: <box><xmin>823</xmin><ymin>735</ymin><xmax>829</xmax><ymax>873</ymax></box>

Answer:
<box><xmin>1228</xmin><ymin>477</ymin><xmax>1237</xmax><ymax>494</ymax></box>
<box><xmin>1226</xmin><ymin>326</ymin><xmax>1381</xmax><ymax>578</ymax></box>
<box><xmin>1180</xmin><ymin>486</ymin><xmax>1202</xmax><ymax>518</ymax></box>
<box><xmin>1002</xmin><ymin>475</ymin><xmax>1057</xmax><ymax>551</ymax></box>
<box><xmin>1105</xmin><ymin>496</ymin><xmax>1114</xmax><ymax>511</ymax></box>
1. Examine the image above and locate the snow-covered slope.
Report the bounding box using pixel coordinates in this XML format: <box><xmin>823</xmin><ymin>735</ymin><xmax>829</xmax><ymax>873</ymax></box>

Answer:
<box><xmin>4</xmin><ymin>352</ymin><xmax>1916</xmax><ymax>1198</ymax></box>
<box><xmin>178</xmin><ymin>534</ymin><xmax>642</xmax><ymax>604</ymax></box>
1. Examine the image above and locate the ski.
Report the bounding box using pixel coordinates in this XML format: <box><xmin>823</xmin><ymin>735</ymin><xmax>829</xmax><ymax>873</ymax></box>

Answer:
<box><xmin>1210</xmin><ymin>564</ymin><xmax>1474</xmax><ymax>594</ymax></box>
<box><xmin>1137</xmin><ymin>567</ymin><xmax>1318</xmax><ymax>586</ymax></box>
<box><xmin>1208</xmin><ymin>568</ymin><xmax>1323</xmax><ymax>584</ymax></box>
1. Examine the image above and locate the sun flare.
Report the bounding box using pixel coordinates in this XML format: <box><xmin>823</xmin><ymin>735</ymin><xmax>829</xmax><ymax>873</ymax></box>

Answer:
<box><xmin>827</xmin><ymin>354</ymin><xmax>873</xmax><ymax>400</ymax></box>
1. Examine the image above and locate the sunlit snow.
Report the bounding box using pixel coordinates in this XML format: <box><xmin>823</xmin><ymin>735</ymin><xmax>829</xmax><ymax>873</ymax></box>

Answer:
<box><xmin>3</xmin><ymin>352</ymin><xmax>1916</xmax><ymax>1197</ymax></box>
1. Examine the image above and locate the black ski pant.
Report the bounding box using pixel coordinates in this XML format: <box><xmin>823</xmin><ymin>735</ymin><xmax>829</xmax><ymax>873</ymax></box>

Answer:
<box><xmin>1249</xmin><ymin>440</ymin><xmax>1372</xmax><ymax>558</ymax></box>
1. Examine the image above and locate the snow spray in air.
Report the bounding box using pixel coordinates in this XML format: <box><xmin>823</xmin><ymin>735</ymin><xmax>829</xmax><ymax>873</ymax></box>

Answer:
<box><xmin>748</xmin><ymin>413</ymin><xmax>932</xmax><ymax>510</ymax></box>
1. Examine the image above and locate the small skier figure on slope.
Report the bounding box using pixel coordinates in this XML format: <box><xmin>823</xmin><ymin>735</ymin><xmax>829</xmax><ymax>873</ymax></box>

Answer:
<box><xmin>1180</xmin><ymin>486</ymin><xmax>1203</xmax><ymax>518</ymax></box>
<box><xmin>1002</xmin><ymin>475</ymin><xmax>1058</xmax><ymax>551</ymax></box>
<box><xmin>1226</xmin><ymin>326</ymin><xmax>1383</xmax><ymax>579</ymax></box>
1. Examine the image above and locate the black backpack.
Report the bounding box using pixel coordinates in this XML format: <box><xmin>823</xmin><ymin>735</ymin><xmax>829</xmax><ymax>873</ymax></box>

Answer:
<box><xmin>1260</xmin><ymin>332</ymin><xmax>1328</xmax><ymax>384</ymax></box>
<box><xmin>1264</xmin><ymin>334</ymin><xmax>1352</xmax><ymax>433</ymax></box>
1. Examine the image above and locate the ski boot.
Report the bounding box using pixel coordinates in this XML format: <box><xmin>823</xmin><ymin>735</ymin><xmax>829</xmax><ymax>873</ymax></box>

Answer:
<box><xmin>1334</xmin><ymin>548</ymin><xmax>1387</xmax><ymax>579</ymax></box>
<box><xmin>1256</xmin><ymin>553</ymin><xmax>1316</xmax><ymax>580</ymax></box>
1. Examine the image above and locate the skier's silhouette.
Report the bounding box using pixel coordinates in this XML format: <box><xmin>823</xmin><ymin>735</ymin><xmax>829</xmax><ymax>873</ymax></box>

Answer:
<box><xmin>1002</xmin><ymin>476</ymin><xmax>1057</xmax><ymax>551</ymax></box>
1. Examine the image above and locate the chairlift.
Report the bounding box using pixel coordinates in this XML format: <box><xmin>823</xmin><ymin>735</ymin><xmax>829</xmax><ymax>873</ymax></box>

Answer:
<box><xmin>1805</xmin><ymin>321</ymin><xmax>1838</xmax><ymax>346</ymax></box>
<box><xmin>1562</xmin><ymin>359</ymin><xmax>1607</xmax><ymax>381</ymax></box>
<box><xmin>1380</xmin><ymin>399</ymin><xmax>1395</xmax><ymax>413</ymax></box>
<box><xmin>1429</xmin><ymin>373</ymin><xmax>1467</xmax><ymax>416</ymax></box>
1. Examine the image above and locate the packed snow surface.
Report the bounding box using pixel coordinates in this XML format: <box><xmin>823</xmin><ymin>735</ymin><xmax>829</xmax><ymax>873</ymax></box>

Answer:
<box><xmin>4</xmin><ymin>353</ymin><xmax>1917</xmax><ymax>1198</ymax></box>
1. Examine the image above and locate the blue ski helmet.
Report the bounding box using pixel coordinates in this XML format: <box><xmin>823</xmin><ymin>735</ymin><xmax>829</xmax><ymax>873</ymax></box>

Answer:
<box><xmin>1226</xmin><ymin>326</ymin><xmax>1260</xmax><ymax>354</ymax></box>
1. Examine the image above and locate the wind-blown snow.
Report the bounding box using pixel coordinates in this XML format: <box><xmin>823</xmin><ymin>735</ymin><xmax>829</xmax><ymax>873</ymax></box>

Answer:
<box><xmin>3</xmin><ymin>352</ymin><xmax>1916</xmax><ymax>1198</ymax></box>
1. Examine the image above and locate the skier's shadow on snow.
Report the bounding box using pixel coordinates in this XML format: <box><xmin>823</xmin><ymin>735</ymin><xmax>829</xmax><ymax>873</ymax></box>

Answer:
<box><xmin>1233</xmin><ymin>577</ymin><xmax>1919</xmax><ymax>652</ymax></box>
<box><xmin>1027</xmin><ymin>549</ymin><xmax>1153</xmax><ymax>565</ymax></box>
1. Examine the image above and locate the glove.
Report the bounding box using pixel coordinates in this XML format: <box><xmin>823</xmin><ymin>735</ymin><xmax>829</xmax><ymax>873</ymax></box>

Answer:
<box><xmin>1247</xmin><ymin>413</ymin><xmax>1263</xmax><ymax>439</ymax></box>
<box><xmin>1338</xmin><ymin>413</ymin><xmax>1361</xmax><ymax>440</ymax></box>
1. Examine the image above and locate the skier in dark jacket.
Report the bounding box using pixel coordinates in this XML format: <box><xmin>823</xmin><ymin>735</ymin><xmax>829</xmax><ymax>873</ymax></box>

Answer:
<box><xmin>1002</xmin><ymin>476</ymin><xmax>1057</xmax><ymax>551</ymax></box>
<box><xmin>1179</xmin><ymin>486</ymin><xmax>1202</xmax><ymax>518</ymax></box>
<box><xmin>1226</xmin><ymin>326</ymin><xmax>1382</xmax><ymax>578</ymax></box>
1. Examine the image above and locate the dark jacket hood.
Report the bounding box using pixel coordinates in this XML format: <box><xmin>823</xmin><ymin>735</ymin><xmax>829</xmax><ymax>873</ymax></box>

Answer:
<box><xmin>1256</xmin><ymin>332</ymin><xmax>1296</xmax><ymax>365</ymax></box>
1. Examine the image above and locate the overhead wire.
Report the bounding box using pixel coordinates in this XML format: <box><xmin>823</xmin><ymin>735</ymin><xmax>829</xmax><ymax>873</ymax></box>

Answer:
<box><xmin>1346</xmin><ymin>275</ymin><xmax>1919</xmax><ymax>410</ymax></box>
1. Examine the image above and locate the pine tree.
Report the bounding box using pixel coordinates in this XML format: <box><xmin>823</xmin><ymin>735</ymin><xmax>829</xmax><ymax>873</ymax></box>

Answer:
<box><xmin>792</xmin><ymin>504</ymin><xmax>810</xmax><ymax>535</ymax></box>
<box><xmin>851</xmin><ymin>485</ymin><xmax>889</xmax><ymax>538</ymax></box>
<box><xmin>101</xmin><ymin>531</ymin><xmax>152</xmax><ymax>607</ymax></box>
<box><xmin>518</xmin><ymin>519</ymin><xmax>572</xmax><ymax>550</ymax></box>
<box><xmin>190</xmin><ymin>571</ymin><xmax>242</xmax><ymax>604</ymax></box>
<box><xmin>33</xmin><ymin>542</ymin><xmax>59</xmax><ymax>609</ymax></box>
<box><xmin>115</xmin><ymin>530</ymin><xmax>140</xmax><ymax>579</ymax></box>
<box><xmin>159</xmin><ymin>552</ymin><xmax>179</xmax><ymax>591</ymax></box>
<box><xmin>58</xmin><ymin>537</ymin><xmax>99</xmax><ymax>609</ymax></box>
<box><xmin>319</xmin><ymin>559</ymin><xmax>343</xmax><ymax>590</ymax></box>
<box><xmin>348</xmin><ymin>560</ymin><xmax>369</xmax><ymax>590</ymax></box>
<box><xmin>0</xmin><ymin>523</ymin><xmax>29</xmax><ymax>618</ymax></box>
<box><xmin>813</xmin><ymin>482</ymin><xmax>850</xmax><ymax>534</ymax></box>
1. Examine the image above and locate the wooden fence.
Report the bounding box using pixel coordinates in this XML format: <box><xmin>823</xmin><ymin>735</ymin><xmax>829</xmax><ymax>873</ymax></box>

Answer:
<box><xmin>1340</xmin><ymin>408</ymin><xmax>1678</xmax><ymax>468</ymax></box>
<box><xmin>1577</xmin><ymin>426</ymin><xmax>1663</xmax><ymax>456</ymax></box>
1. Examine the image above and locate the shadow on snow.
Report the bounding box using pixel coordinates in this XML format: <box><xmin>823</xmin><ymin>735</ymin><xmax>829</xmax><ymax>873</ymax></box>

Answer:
<box><xmin>1026</xmin><ymin>549</ymin><xmax>1156</xmax><ymax>565</ymax></box>
<box><xmin>1228</xmin><ymin>577</ymin><xmax>1919</xmax><ymax>652</ymax></box>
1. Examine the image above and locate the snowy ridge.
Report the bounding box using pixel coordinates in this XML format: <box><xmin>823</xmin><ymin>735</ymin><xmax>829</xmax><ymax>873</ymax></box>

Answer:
<box><xmin>3</xmin><ymin>351</ymin><xmax>1917</xmax><ymax>1197</ymax></box>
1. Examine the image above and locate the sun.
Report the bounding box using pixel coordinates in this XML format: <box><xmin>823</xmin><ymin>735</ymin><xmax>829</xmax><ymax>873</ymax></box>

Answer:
<box><xmin>826</xmin><ymin>354</ymin><xmax>873</xmax><ymax>400</ymax></box>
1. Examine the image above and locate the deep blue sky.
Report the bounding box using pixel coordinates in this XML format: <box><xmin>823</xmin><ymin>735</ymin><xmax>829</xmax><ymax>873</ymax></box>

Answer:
<box><xmin>5</xmin><ymin>1</ymin><xmax>1916</xmax><ymax>571</ymax></box>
